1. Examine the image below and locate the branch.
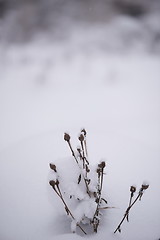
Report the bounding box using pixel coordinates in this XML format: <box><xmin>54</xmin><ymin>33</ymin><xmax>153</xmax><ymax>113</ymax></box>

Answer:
<box><xmin>114</xmin><ymin>183</ymin><xmax>149</xmax><ymax>233</ymax></box>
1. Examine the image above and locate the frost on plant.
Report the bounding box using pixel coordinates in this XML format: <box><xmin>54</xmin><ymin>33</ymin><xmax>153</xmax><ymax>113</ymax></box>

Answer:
<box><xmin>49</xmin><ymin>129</ymin><xmax>108</xmax><ymax>234</ymax></box>
<box><xmin>49</xmin><ymin>129</ymin><xmax>149</xmax><ymax>235</ymax></box>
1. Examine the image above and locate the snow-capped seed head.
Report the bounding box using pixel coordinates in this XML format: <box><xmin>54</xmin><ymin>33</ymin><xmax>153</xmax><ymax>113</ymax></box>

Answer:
<box><xmin>98</xmin><ymin>161</ymin><xmax>106</xmax><ymax>169</ymax></box>
<box><xmin>49</xmin><ymin>180</ymin><xmax>56</xmax><ymax>187</ymax></box>
<box><xmin>49</xmin><ymin>179</ymin><xmax>59</xmax><ymax>187</ymax></box>
<box><xmin>64</xmin><ymin>133</ymin><xmax>70</xmax><ymax>142</ymax></box>
<box><xmin>142</xmin><ymin>180</ymin><xmax>149</xmax><ymax>186</ymax></box>
<box><xmin>81</xmin><ymin>128</ymin><xmax>87</xmax><ymax>136</ymax></box>
<box><xmin>130</xmin><ymin>186</ymin><xmax>136</xmax><ymax>193</ymax></box>
<box><xmin>141</xmin><ymin>183</ymin><xmax>149</xmax><ymax>190</ymax></box>
<box><xmin>49</xmin><ymin>163</ymin><xmax>57</xmax><ymax>172</ymax></box>
<box><xmin>78</xmin><ymin>134</ymin><xmax>84</xmax><ymax>142</ymax></box>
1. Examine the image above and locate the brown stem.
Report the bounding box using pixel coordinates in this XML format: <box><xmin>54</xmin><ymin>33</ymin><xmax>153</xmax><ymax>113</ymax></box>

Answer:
<box><xmin>80</xmin><ymin>141</ymin><xmax>85</xmax><ymax>160</ymax></box>
<box><xmin>126</xmin><ymin>192</ymin><xmax>134</xmax><ymax>222</ymax></box>
<box><xmin>84</xmin><ymin>139</ymin><xmax>88</xmax><ymax>157</ymax></box>
<box><xmin>83</xmin><ymin>176</ymin><xmax>91</xmax><ymax>197</ymax></box>
<box><xmin>66</xmin><ymin>135</ymin><xmax>91</xmax><ymax>197</ymax></box>
<box><xmin>56</xmin><ymin>182</ymin><xmax>87</xmax><ymax>234</ymax></box>
<box><xmin>67</xmin><ymin>141</ymin><xmax>79</xmax><ymax>164</ymax></box>
<box><xmin>79</xmin><ymin>140</ymin><xmax>91</xmax><ymax>196</ymax></box>
<box><xmin>92</xmin><ymin>168</ymin><xmax>104</xmax><ymax>232</ymax></box>
<box><xmin>68</xmin><ymin>143</ymin><xmax>90</xmax><ymax>197</ymax></box>
<box><xmin>114</xmin><ymin>192</ymin><xmax>142</xmax><ymax>233</ymax></box>
<box><xmin>81</xmin><ymin>129</ymin><xmax>88</xmax><ymax>158</ymax></box>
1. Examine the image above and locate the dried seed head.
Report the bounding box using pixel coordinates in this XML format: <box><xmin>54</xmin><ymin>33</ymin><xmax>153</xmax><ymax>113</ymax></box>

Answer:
<box><xmin>49</xmin><ymin>163</ymin><xmax>57</xmax><ymax>172</ymax></box>
<box><xmin>98</xmin><ymin>161</ymin><xmax>106</xmax><ymax>169</ymax></box>
<box><xmin>81</xmin><ymin>128</ymin><xmax>87</xmax><ymax>136</ymax></box>
<box><xmin>78</xmin><ymin>134</ymin><xmax>84</xmax><ymax>142</ymax></box>
<box><xmin>141</xmin><ymin>184</ymin><xmax>149</xmax><ymax>190</ymax></box>
<box><xmin>49</xmin><ymin>179</ymin><xmax>59</xmax><ymax>187</ymax></box>
<box><xmin>64</xmin><ymin>133</ymin><xmax>70</xmax><ymax>142</ymax></box>
<box><xmin>49</xmin><ymin>180</ymin><xmax>56</xmax><ymax>187</ymax></box>
<box><xmin>130</xmin><ymin>186</ymin><xmax>136</xmax><ymax>193</ymax></box>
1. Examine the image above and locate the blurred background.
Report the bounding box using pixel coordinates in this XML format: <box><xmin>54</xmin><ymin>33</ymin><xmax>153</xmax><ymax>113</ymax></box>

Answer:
<box><xmin>0</xmin><ymin>0</ymin><xmax>160</xmax><ymax>148</ymax></box>
<box><xmin>0</xmin><ymin>0</ymin><xmax>160</xmax><ymax>49</ymax></box>
<box><xmin>0</xmin><ymin>1</ymin><xmax>160</xmax><ymax>240</ymax></box>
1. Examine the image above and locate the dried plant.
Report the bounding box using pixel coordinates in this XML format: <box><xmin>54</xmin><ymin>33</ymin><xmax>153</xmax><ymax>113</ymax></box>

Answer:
<box><xmin>49</xmin><ymin>129</ymin><xmax>108</xmax><ymax>234</ymax></box>
<box><xmin>49</xmin><ymin>179</ymin><xmax>87</xmax><ymax>234</ymax></box>
<box><xmin>49</xmin><ymin>129</ymin><xmax>149</xmax><ymax>235</ymax></box>
<box><xmin>114</xmin><ymin>183</ymin><xmax>149</xmax><ymax>233</ymax></box>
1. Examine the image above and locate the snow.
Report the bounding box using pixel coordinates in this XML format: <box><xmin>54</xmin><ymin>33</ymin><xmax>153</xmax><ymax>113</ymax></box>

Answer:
<box><xmin>0</xmin><ymin>16</ymin><xmax>160</xmax><ymax>240</ymax></box>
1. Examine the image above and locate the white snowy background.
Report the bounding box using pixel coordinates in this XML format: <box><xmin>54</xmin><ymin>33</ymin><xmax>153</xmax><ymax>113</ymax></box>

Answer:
<box><xmin>0</xmin><ymin>1</ymin><xmax>160</xmax><ymax>239</ymax></box>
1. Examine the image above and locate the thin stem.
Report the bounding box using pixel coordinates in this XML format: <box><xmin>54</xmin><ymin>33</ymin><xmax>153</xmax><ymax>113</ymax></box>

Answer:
<box><xmin>67</xmin><ymin>141</ymin><xmax>78</xmax><ymax>164</ymax></box>
<box><xmin>66</xmin><ymin>140</ymin><xmax>91</xmax><ymax>197</ymax></box>
<box><xmin>81</xmin><ymin>141</ymin><xmax>85</xmax><ymax>161</ymax></box>
<box><xmin>92</xmin><ymin>168</ymin><xmax>104</xmax><ymax>232</ymax></box>
<box><xmin>84</xmin><ymin>176</ymin><xmax>91</xmax><ymax>197</ymax></box>
<box><xmin>81</xmin><ymin>129</ymin><xmax>88</xmax><ymax>158</ymax></box>
<box><xmin>77</xmin><ymin>148</ymin><xmax>83</xmax><ymax>164</ymax></box>
<box><xmin>126</xmin><ymin>193</ymin><xmax>133</xmax><ymax>222</ymax></box>
<box><xmin>56</xmin><ymin>182</ymin><xmax>87</xmax><ymax>234</ymax></box>
<box><xmin>84</xmin><ymin>139</ymin><xmax>88</xmax><ymax>157</ymax></box>
<box><xmin>79</xmin><ymin>139</ymin><xmax>91</xmax><ymax>196</ymax></box>
<box><xmin>114</xmin><ymin>192</ymin><xmax>141</xmax><ymax>233</ymax></box>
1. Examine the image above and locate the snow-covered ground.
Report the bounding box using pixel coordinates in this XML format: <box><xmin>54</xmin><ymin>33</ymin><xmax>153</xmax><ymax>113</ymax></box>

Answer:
<box><xmin>0</xmin><ymin>20</ymin><xmax>160</xmax><ymax>240</ymax></box>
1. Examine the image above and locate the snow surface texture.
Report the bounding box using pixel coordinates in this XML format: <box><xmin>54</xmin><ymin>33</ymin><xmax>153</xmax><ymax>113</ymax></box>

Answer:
<box><xmin>0</xmin><ymin>16</ymin><xmax>160</xmax><ymax>240</ymax></box>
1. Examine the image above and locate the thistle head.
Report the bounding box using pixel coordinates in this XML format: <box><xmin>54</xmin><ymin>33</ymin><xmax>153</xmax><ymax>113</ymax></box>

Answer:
<box><xmin>49</xmin><ymin>180</ymin><xmax>56</xmax><ymax>187</ymax></box>
<box><xmin>78</xmin><ymin>134</ymin><xmax>84</xmax><ymax>142</ymax></box>
<box><xmin>49</xmin><ymin>179</ymin><xmax>59</xmax><ymax>187</ymax></box>
<box><xmin>64</xmin><ymin>133</ymin><xmax>70</xmax><ymax>142</ymax></box>
<box><xmin>130</xmin><ymin>185</ymin><xmax>136</xmax><ymax>193</ymax></box>
<box><xmin>98</xmin><ymin>161</ymin><xmax>106</xmax><ymax>169</ymax></box>
<box><xmin>81</xmin><ymin>128</ymin><xmax>87</xmax><ymax>137</ymax></box>
<box><xmin>141</xmin><ymin>182</ymin><xmax>149</xmax><ymax>190</ymax></box>
<box><xmin>49</xmin><ymin>163</ymin><xmax>57</xmax><ymax>172</ymax></box>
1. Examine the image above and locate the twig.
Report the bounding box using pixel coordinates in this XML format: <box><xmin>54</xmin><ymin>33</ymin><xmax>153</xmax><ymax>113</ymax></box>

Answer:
<box><xmin>64</xmin><ymin>133</ymin><xmax>91</xmax><ymax>197</ymax></box>
<box><xmin>92</xmin><ymin>161</ymin><xmax>106</xmax><ymax>232</ymax></box>
<box><xmin>64</xmin><ymin>133</ymin><xmax>78</xmax><ymax>164</ymax></box>
<box><xmin>49</xmin><ymin>180</ymin><xmax>87</xmax><ymax>235</ymax></box>
<box><xmin>81</xmin><ymin>129</ymin><xmax>88</xmax><ymax>157</ymax></box>
<box><xmin>78</xmin><ymin>133</ymin><xmax>91</xmax><ymax>193</ymax></box>
<box><xmin>114</xmin><ymin>183</ymin><xmax>149</xmax><ymax>233</ymax></box>
<box><xmin>126</xmin><ymin>186</ymin><xmax>136</xmax><ymax>222</ymax></box>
